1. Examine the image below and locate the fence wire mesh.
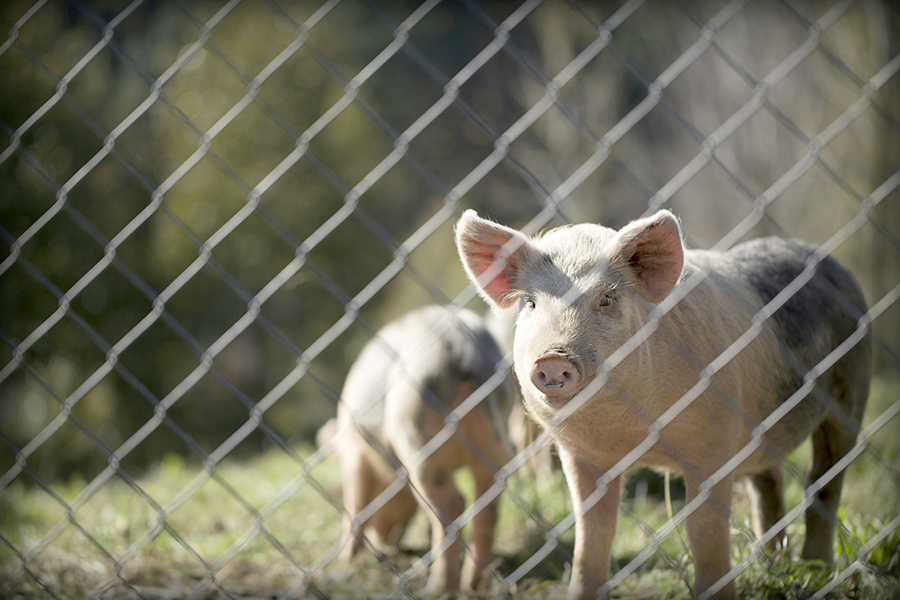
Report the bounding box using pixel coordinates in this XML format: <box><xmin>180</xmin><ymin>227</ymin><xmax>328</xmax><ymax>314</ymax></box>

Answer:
<box><xmin>0</xmin><ymin>0</ymin><xmax>899</xmax><ymax>599</ymax></box>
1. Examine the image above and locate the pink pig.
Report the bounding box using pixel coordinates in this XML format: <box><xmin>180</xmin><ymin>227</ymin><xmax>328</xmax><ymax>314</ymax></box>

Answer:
<box><xmin>456</xmin><ymin>209</ymin><xmax>870</xmax><ymax>599</ymax></box>
<box><xmin>329</xmin><ymin>305</ymin><xmax>515</xmax><ymax>594</ymax></box>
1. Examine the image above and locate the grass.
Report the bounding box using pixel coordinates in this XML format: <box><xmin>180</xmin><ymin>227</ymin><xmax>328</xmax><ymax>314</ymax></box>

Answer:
<box><xmin>1</xmin><ymin>377</ymin><xmax>898</xmax><ymax>599</ymax></box>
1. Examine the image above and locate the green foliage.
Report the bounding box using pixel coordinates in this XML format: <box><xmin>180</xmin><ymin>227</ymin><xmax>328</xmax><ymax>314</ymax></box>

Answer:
<box><xmin>0</xmin><ymin>0</ymin><xmax>524</xmax><ymax>479</ymax></box>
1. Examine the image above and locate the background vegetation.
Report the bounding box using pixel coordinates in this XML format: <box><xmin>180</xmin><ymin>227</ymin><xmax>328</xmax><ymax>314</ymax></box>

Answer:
<box><xmin>0</xmin><ymin>0</ymin><xmax>898</xmax><ymax>597</ymax></box>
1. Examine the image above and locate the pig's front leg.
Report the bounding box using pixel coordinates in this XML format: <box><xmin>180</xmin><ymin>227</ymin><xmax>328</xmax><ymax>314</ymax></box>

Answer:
<box><xmin>558</xmin><ymin>446</ymin><xmax>620</xmax><ymax>600</ymax></box>
<box><xmin>684</xmin><ymin>474</ymin><xmax>736</xmax><ymax>600</ymax></box>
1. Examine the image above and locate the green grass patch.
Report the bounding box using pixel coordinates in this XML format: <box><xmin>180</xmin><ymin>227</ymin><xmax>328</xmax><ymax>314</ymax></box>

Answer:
<box><xmin>2</xmin><ymin>378</ymin><xmax>898</xmax><ymax>599</ymax></box>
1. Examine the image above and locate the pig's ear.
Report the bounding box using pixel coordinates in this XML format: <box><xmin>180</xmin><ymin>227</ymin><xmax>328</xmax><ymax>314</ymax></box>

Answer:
<box><xmin>611</xmin><ymin>210</ymin><xmax>684</xmax><ymax>303</ymax></box>
<box><xmin>456</xmin><ymin>210</ymin><xmax>536</xmax><ymax>310</ymax></box>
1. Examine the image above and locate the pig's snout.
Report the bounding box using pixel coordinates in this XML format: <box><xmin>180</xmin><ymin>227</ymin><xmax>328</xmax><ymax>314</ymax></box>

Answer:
<box><xmin>531</xmin><ymin>353</ymin><xmax>581</xmax><ymax>399</ymax></box>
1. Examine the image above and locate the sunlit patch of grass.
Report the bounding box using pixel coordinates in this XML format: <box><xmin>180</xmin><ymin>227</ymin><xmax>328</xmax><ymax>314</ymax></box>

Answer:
<box><xmin>2</xmin><ymin>377</ymin><xmax>898</xmax><ymax>598</ymax></box>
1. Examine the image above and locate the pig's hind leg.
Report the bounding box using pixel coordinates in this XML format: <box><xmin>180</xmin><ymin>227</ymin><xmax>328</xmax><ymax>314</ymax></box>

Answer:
<box><xmin>370</xmin><ymin>484</ymin><xmax>417</xmax><ymax>551</ymax></box>
<box><xmin>388</xmin><ymin>404</ymin><xmax>467</xmax><ymax>592</ymax></box>
<box><xmin>409</xmin><ymin>455</ymin><xmax>466</xmax><ymax>593</ymax></box>
<box><xmin>341</xmin><ymin>445</ymin><xmax>415</xmax><ymax>560</ymax></box>
<box><xmin>341</xmin><ymin>447</ymin><xmax>378</xmax><ymax>561</ymax></box>
<box><xmin>460</xmin><ymin>404</ymin><xmax>513</xmax><ymax>592</ymax></box>
<box><xmin>746</xmin><ymin>465</ymin><xmax>787</xmax><ymax>551</ymax></box>
<box><xmin>801</xmin><ymin>339</ymin><xmax>870</xmax><ymax>565</ymax></box>
<box><xmin>801</xmin><ymin>406</ymin><xmax>865</xmax><ymax>563</ymax></box>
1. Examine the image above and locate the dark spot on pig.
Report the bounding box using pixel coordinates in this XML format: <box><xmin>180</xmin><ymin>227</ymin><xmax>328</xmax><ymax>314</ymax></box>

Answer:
<box><xmin>724</xmin><ymin>237</ymin><xmax>865</xmax><ymax>357</ymax></box>
<box><xmin>433</xmin><ymin>468</ymin><xmax>447</xmax><ymax>486</ymax></box>
<box><xmin>764</xmin><ymin>365</ymin><xmax>826</xmax><ymax>453</ymax></box>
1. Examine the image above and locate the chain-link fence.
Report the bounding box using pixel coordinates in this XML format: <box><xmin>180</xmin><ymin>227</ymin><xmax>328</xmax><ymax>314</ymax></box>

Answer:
<box><xmin>1</xmin><ymin>0</ymin><xmax>899</xmax><ymax>598</ymax></box>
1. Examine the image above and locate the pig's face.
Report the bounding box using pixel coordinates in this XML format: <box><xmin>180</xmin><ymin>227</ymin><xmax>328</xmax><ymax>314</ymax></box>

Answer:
<box><xmin>456</xmin><ymin>210</ymin><xmax>684</xmax><ymax>415</ymax></box>
<box><xmin>510</xmin><ymin>224</ymin><xmax>643</xmax><ymax>409</ymax></box>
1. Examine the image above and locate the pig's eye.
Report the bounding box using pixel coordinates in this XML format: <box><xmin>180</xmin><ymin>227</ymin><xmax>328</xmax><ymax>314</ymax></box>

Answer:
<box><xmin>525</xmin><ymin>297</ymin><xmax>536</xmax><ymax>310</ymax></box>
<box><xmin>597</xmin><ymin>295</ymin><xmax>612</xmax><ymax>308</ymax></box>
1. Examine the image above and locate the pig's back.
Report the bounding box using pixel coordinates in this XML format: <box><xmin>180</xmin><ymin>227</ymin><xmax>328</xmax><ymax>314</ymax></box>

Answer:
<box><xmin>340</xmin><ymin>305</ymin><xmax>506</xmax><ymax>437</ymax></box>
